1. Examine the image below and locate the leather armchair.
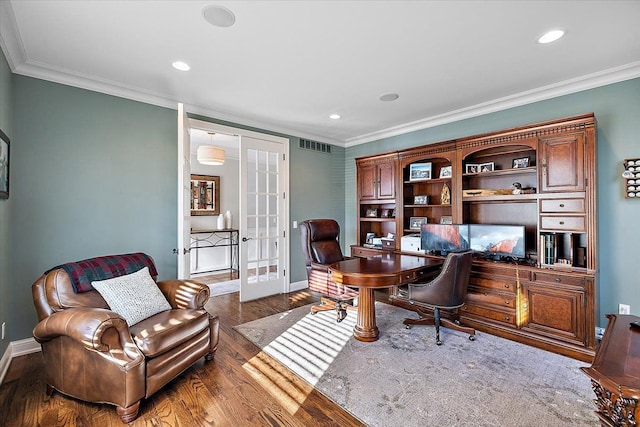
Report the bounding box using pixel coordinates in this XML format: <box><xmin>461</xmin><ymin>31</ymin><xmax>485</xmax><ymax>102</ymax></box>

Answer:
<box><xmin>402</xmin><ymin>250</ymin><xmax>476</xmax><ymax>345</ymax></box>
<box><xmin>31</xmin><ymin>256</ymin><xmax>219</xmax><ymax>423</ymax></box>
<box><xmin>300</xmin><ymin>219</ymin><xmax>358</xmax><ymax>322</ymax></box>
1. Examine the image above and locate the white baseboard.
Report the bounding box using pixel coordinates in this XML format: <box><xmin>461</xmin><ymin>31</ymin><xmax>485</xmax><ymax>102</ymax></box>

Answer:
<box><xmin>0</xmin><ymin>338</ymin><xmax>41</xmax><ymax>385</ymax></box>
<box><xmin>289</xmin><ymin>279</ymin><xmax>308</xmax><ymax>292</ymax></box>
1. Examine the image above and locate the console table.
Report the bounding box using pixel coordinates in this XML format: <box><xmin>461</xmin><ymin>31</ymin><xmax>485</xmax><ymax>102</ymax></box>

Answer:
<box><xmin>190</xmin><ymin>229</ymin><xmax>239</xmax><ymax>275</ymax></box>
<box><xmin>329</xmin><ymin>254</ymin><xmax>443</xmax><ymax>342</ymax></box>
<box><xmin>581</xmin><ymin>314</ymin><xmax>640</xmax><ymax>426</ymax></box>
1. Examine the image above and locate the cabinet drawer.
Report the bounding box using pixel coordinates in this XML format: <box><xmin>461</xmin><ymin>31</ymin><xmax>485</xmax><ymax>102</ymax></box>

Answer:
<box><xmin>467</xmin><ymin>287</ymin><xmax>516</xmax><ymax>308</ymax></box>
<box><xmin>351</xmin><ymin>246</ymin><xmax>382</xmax><ymax>258</ymax></box>
<box><xmin>540</xmin><ymin>215</ymin><xmax>585</xmax><ymax>231</ymax></box>
<box><xmin>540</xmin><ymin>198</ymin><xmax>585</xmax><ymax>213</ymax></box>
<box><xmin>469</xmin><ymin>274</ymin><xmax>517</xmax><ymax>293</ymax></box>
<box><xmin>531</xmin><ymin>271</ymin><xmax>585</xmax><ymax>287</ymax></box>
<box><xmin>460</xmin><ymin>303</ymin><xmax>517</xmax><ymax>325</ymax></box>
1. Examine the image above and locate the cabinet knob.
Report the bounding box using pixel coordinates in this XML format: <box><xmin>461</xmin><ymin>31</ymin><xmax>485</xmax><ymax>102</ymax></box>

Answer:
<box><xmin>556</xmin><ymin>278</ymin><xmax>561</xmax><ymax>283</ymax></box>
<box><xmin>505</xmin><ymin>284</ymin><xmax>510</xmax><ymax>289</ymax></box>
<box><xmin>559</xmin><ymin>221</ymin><xmax>565</xmax><ymax>225</ymax></box>
<box><xmin>484</xmin><ymin>292</ymin><xmax>488</xmax><ymax>296</ymax></box>
<box><xmin>505</xmin><ymin>301</ymin><xmax>510</xmax><ymax>305</ymax></box>
<box><xmin>559</xmin><ymin>203</ymin><xmax>565</xmax><ymax>207</ymax></box>
<box><xmin>505</xmin><ymin>316</ymin><xmax>511</xmax><ymax>321</ymax></box>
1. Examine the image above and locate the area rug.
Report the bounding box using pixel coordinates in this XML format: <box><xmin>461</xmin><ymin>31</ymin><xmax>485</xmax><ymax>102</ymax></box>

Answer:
<box><xmin>208</xmin><ymin>279</ymin><xmax>239</xmax><ymax>296</ymax></box>
<box><xmin>235</xmin><ymin>302</ymin><xmax>598</xmax><ymax>426</ymax></box>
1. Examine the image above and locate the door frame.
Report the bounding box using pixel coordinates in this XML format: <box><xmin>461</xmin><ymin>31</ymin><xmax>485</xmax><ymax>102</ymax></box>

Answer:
<box><xmin>186</xmin><ymin>118</ymin><xmax>291</xmax><ymax>294</ymax></box>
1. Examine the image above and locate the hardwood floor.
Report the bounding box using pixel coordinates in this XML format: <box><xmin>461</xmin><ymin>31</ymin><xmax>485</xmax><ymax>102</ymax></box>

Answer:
<box><xmin>0</xmin><ymin>290</ymin><xmax>365</xmax><ymax>427</ymax></box>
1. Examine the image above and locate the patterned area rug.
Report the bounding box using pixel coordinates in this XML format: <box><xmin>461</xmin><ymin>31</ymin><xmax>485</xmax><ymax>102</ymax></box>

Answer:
<box><xmin>235</xmin><ymin>302</ymin><xmax>598</xmax><ymax>426</ymax></box>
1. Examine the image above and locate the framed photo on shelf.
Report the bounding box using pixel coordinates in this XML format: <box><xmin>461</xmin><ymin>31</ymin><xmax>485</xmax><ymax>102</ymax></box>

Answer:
<box><xmin>380</xmin><ymin>208</ymin><xmax>391</xmax><ymax>218</ymax></box>
<box><xmin>390</xmin><ymin>208</ymin><xmax>396</xmax><ymax>218</ymax></box>
<box><xmin>479</xmin><ymin>162</ymin><xmax>494</xmax><ymax>172</ymax></box>
<box><xmin>413</xmin><ymin>195</ymin><xmax>429</xmax><ymax>205</ymax></box>
<box><xmin>409</xmin><ymin>216</ymin><xmax>428</xmax><ymax>230</ymax></box>
<box><xmin>365</xmin><ymin>208</ymin><xmax>378</xmax><ymax>218</ymax></box>
<box><xmin>439</xmin><ymin>166</ymin><xmax>452</xmax><ymax>178</ymax></box>
<box><xmin>465</xmin><ymin>163</ymin><xmax>479</xmax><ymax>174</ymax></box>
<box><xmin>512</xmin><ymin>157</ymin><xmax>530</xmax><ymax>168</ymax></box>
<box><xmin>365</xmin><ymin>232</ymin><xmax>375</xmax><ymax>243</ymax></box>
<box><xmin>409</xmin><ymin>162</ymin><xmax>432</xmax><ymax>181</ymax></box>
<box><xmin>440</xmin><ymin>215</ymin><xmax>453</xmax><ymax>225</ymax></box>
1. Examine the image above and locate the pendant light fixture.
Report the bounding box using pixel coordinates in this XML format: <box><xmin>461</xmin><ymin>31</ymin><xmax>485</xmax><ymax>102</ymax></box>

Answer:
<box><xmin>197</xmin><ymin>132</ymin><xmax>225</xmax><ymax>165</ymax></box>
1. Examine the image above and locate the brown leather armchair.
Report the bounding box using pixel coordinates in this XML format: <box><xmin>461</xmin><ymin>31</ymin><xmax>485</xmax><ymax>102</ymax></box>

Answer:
<box><xmin>300</xmin><ymin>219</ymin><xmax>358</xmax><ymax>322</ymax></box>
<box><xmin>31</xmin><ymin>254</ymin><xmax>219</xmax><ymax>423</ymax></box>
<box><xmin>402</xmin><ymin>250</ymin><xmax>476</xmax><ymax>345</ymax></box>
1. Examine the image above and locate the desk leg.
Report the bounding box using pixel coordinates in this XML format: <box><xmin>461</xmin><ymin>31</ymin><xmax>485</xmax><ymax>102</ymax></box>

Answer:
<box><xmin>354</xmin><ymin>288</ymin><xmax>379</xmax><ymax>342</ymax></box>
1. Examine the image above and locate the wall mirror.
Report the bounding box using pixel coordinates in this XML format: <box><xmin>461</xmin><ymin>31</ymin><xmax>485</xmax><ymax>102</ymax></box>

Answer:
<box><xmin>191</xmin><ymin>174</ymin><xmax>220</xmax><ymax>215</ymax></box>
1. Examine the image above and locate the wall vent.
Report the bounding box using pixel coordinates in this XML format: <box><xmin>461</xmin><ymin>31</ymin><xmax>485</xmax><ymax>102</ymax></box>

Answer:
<box><xmin>299</xmin><ymin>138</ymin><xmax>332</xmax><ymax>154</ymax></box>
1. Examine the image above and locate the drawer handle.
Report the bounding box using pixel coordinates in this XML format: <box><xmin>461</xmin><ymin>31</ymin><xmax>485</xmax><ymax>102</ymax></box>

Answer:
<box><xmin>505</xmin><ymin>284</ymin><xmax>510</xmax><ymax>289</ymax></box>
<box><xmin>559</xmin><ymin>221</ymin><xmax>565</xmax><ymax>225</ymax></box>
<box><xmin>484</xmin><ymin>292</ymin><xmax>488</xmax><ymax>296</ymax></box>
<box><xmin>504</xmin><ymin>316</ymin><xmax>510</xmax><ymax>321</ymax></box>
<box><xmin>559</xmin><ymin>203</ymin><xmax>565</xmax><ymax>207</ymax></box>
<box><xmin>556</xmin><ymin>278</ymin><xmax>561</xmax><ymax>283</ymax></box>
<box><xmin>405</xmin><ymin>274</ymin><xmax>411</xmax><ymax>279</ymax></box>
<box><xmin>504</xmin><ymin>301</ymin><xmax>510</xmax><ymax>305</ymax></box>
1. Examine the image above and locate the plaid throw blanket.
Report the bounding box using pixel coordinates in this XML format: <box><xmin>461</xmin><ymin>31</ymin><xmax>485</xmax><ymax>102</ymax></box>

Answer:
<box><xmin>47</xmin><ymin>252</ymin><xmax>158</xmax><ymax>293</ymax></box>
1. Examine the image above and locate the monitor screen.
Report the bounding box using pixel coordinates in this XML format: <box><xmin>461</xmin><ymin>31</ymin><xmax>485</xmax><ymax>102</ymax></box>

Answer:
<box><xmin>420</xmin><ymin>224</ymin><xmax>470</xmax><ymax>255</ymax></box>
<box><xmin>468</xmin><ymin>224</ymin><xmax>525</xmax><ymax>258</ymax></box>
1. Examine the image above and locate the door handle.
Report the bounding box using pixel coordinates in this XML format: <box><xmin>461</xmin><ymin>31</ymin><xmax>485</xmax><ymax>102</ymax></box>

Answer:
<box><xmin>242</xmin><ymin>237</ymin><xmax>252</xmax><ymax>242</ymax></box>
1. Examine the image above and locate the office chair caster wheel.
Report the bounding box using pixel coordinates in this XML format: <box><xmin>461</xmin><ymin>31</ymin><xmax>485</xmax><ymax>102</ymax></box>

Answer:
<box><xmin>311</xmin><ymin>311</ymin><xmax>317</xmax><ymax>315</ymax></box>
<box><xmin>436</xmin><ymin>340</ymin><xmax>443</xmax><ymax>346</ymax></box>
<box><xmin>469</xmin><ymin>335</ymin><xmax>475</xmax><ymax>341</ymax></box>
<box><xmin>405</xmin><ymin>325</ymin><xmax>411</xmax><ymax>329</ymax></box>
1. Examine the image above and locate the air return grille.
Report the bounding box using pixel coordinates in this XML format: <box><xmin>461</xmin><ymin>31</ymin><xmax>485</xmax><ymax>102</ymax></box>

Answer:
<box><xmin>299</xmin><ymin>138</ymin><xmax>332</xmax><ymax>154</ymax></box>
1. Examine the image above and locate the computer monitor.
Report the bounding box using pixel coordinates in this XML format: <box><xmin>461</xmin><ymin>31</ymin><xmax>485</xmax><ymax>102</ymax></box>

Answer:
<box><xmin>468</xmin><ymin>224</ymin><xmax>525</xmax><ymax>259</ymax></box>
<box><xmin>420</xmin><ymin>224</ymin><xmax>470</xmax><ymax>255</ymax></box>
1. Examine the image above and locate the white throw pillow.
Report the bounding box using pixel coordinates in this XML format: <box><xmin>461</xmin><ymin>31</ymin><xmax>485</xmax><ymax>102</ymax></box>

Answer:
<box><xmin>91</xmin><ymin>267</ymin><xmax>172</xmax><ymax>326</ymax></box>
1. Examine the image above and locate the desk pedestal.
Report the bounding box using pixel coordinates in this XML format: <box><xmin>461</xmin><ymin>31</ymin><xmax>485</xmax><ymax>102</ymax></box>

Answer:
<box><xmin>354</xmin><ymin>288</ymin><xmax>379</xmax><ymax>342</ymax></box>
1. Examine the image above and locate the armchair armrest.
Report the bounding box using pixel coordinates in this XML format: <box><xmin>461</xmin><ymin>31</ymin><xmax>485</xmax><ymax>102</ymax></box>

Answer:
<box><xmin>156</xmin><ymin>279</ymin><xmax>210</xmax><ymax>309</ymax></box>
<box><xmin>33</xmin><ymin>307</ymin><xmax>143</xmax><ymax>362</ymax></box>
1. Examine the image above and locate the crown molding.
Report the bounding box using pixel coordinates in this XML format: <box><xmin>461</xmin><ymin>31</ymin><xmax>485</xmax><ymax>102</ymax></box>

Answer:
<box><xmin>345</xmin><ymin>61</ymin><xmax>640</xmax><ymax>147</ymax></box>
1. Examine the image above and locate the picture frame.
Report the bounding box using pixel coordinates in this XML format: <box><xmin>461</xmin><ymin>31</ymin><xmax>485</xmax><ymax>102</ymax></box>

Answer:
<box><xmin>479</xmin><ymin>162</ymin><xmax>495</xmax><ymax>172</ymax></box>
<box><xmin>512</xmin><ymin>156</ymin><xmax>530</xmax><ymax>168</ymax></box>
<box><xmin>365</xmin><ymin>208</ymin><xmax>378</xmax><ymax>218</ymax></box>
<box><xmin>465</xmin><ymin>163</ymin><xmax>479</xmax><ymax>174</ymax></box>
<box><xmin>365</xmin><ymin>232</ymin><xmax>376</xmax><ymax>243</ymax></box>
<box><xmin>380</xmin><ymin>208</ymin><xmax>391</xmax><ymax>218</ymax></box>
<box><xmin>440</xmin><ymin>215</ymin><xmax>453</xmax><ymax>225</ymax></box>
<box><xmin>0</xmin><ymin>129</ymin><xmax>9</xmax><ymax>200</ymax></box>
<box><xmin>409</xmin><ymin>162</ymin><xmax>432</xmax><ymax>181</ymax></box>
<box><xmin>413</xmin><ymin>195</ymin><xmax>429</xmax><ymax>205</ymax></box>
<box><xmin>409</xmin><ymin>216</ymin><xmax>428</xmax><ymax>230</ymax></box>
<box><xmin>439</xmin><ymin>166</ymin><xmax>452</xmax><ymax>178</ymax></box>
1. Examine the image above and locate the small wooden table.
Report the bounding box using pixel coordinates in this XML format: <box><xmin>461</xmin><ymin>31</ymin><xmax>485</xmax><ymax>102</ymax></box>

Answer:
<box><xmin>581</xmin><ymin>314</ymin><xmax>640</xmax><ymax>426</ymax></box>
<box><xmin>329</xmin><ymin>253</ymin><xmax>443</xmax><ymax>342</ymax></box>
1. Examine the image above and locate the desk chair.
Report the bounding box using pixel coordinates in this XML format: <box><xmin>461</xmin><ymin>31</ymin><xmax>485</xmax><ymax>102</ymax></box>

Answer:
<box><xmin>402</xmin><ymin>250</ymin><xmax>476</xmax><ymax>345</ymax></box>
<box><xmin>300</xmin><ymin>219</ymin><xmax>358</xmax><ymax>322</ymax></box>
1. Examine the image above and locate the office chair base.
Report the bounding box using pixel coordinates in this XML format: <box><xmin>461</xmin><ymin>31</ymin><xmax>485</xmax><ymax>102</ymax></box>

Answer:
<box><xmin>403</xmin><ymin>307</ymin><xmax>476</xmax><ymax>344</ymax></box>
<box><xmin>310</xmin><ymin>297</ymin><xmax>356</xmax><ymax>323</ymax></box>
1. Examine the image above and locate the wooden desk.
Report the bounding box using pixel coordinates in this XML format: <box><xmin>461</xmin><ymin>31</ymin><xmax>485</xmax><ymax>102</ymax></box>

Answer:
<box><xmin>581</xmin><ymin>314</ymin><xmax>640</xmax><ymax>426</ymax></box>
<box><xmin>329</xmin><ymin>254</ymin><xmax>443</xmax><ymax>342</ymax></box>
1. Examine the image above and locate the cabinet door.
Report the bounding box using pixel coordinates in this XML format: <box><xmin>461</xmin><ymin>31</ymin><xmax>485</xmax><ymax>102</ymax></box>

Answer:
<box><xmin>539</xmin><ymin>134</ymin><xmax>585</xmax><ymax>192</ymax></box>
<box><xmin>377</xmin><ymin>162</ymin><xmax>396</xmax><ymax>199</ymax></box>
<box><xmin>520</xmin><ymin>282</ymin><xmax>586</xmax><ymax>346</ymax></box>
<box><xmin>359</xmin><ymin>164</ymin><xmax>377</xmax><ymax>200</ymax></box>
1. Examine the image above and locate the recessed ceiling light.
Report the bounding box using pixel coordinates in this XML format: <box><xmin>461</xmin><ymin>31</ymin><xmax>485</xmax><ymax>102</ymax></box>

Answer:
<box><xmin>379</xmin><ymin>93</ymin><xmax>399</xmax><ymax>102</ymax></box>
<box><xmin>329</xmin><ymin>114</ymin><xmax>341</xmax><ymax>120</ymax></box>
<box><xmin>538</xmin><ymin>29</ymin><xmax>565</xmax><ymax>44</ymax></box>
<box><xmin>172</xmin><ymin>61</ymin><xmax>190</xmax><ymax>71</ymax></box>
<box><xmin>203</xmin><ymin>5</ymin><xmax>236</xmax><ymax>28</ymax></box>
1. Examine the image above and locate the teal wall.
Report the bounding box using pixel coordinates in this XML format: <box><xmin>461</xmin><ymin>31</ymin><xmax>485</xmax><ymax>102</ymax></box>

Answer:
<box><xmin>0</xmin><ymin>49</ymin><xmax>13</xmax><ymax>356</ymax></box>
<box><xmin>344</xmin><ymin>77</ymin><xmax>640</xmax><ymax>326</ymax></box>
<box><xmin>11</xmin><ymin>76</ymin><xmax>178</xmax><ymax>341</ymax></box>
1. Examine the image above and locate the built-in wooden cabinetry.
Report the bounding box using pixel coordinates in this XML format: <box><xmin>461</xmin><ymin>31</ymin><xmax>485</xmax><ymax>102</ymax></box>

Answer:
<box><xmin>353</xmin><ymin>113</ymin><xmax>597</xmax><ymax>361</ymax></box>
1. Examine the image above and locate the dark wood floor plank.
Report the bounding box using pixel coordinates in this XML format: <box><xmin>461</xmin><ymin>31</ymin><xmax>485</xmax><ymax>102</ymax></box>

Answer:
<box><xmin>0</xmin><ymin>289</ymin><xmax>364</xmax><ymax>426</ymax></box>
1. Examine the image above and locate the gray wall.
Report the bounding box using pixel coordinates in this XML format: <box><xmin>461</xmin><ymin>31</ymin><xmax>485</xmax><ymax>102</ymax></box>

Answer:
<box><xmin>11</xmin><ymin>75</ymin><xmax>178</xmax><ymax>341</ymax></box>
<box><xmin>344</xmin><ymin>77</ymin><xmax>640</xmax><ymax>326</ymax></box>
<box><xmin>0</xmin><ymin>49</ymin><xmax>13</xmax><ymax>356</ymax></box>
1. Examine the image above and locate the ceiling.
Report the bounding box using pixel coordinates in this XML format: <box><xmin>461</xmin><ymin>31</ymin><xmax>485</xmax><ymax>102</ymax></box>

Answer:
<box><xmin>1</xmin><ymin>1</ymin><xmax>639</xmax><ymax>148</ymax></box>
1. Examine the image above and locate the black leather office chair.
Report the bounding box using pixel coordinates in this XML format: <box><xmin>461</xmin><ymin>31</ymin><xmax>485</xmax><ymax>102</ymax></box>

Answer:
<box><xmin>402</xmin><ymin>250</ymin><xmax>475</xmax><ymax>345</ymax></box>
<box><xmin>300</xmin><ymin>219</ymin><xmax>358</xmax><ymax>322</ymax></box>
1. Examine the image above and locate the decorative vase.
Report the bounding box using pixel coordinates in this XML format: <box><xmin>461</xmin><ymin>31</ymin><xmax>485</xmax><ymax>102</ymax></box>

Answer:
<box><xmin>217</xmin><ymin>214</ymin><xmax>225</xmax><ymax>230</ymax></box>
<box><xmin>225</xmin><ymin>210</ymin><xmax>232</xmax><ymax>229</ymax></box>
